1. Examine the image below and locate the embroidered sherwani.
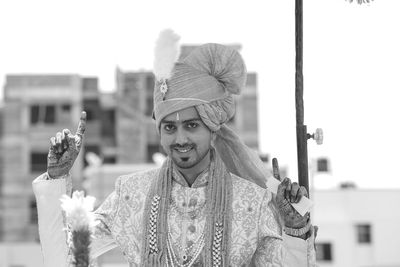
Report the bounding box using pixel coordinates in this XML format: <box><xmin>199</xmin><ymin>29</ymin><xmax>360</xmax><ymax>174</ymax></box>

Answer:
<box><xmin>33</xmin><ymin>167</ymin><xmax>317</xmax><ymax>267</ymax></box>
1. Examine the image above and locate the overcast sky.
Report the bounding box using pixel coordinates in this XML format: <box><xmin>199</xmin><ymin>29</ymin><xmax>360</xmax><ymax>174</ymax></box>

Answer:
<box><xmin>0</xmin><ymin>0</ymin><xmax>398</xmax><ymax>189</ymax></box>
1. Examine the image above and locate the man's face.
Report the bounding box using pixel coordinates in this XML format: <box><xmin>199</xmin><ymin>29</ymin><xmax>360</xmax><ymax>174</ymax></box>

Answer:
<box><xmin>160</xmin><ymin>106</ymin><xmax>212</xmax><ymax>169</ymax></box>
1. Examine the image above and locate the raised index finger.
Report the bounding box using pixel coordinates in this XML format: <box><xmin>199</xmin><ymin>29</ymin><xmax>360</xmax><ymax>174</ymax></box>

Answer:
<box><xmin>272</xmin><ymin>158</ymin><xmax>282</xmax><ymax>181</ymax></box>
<box><xmin>76</xmin><ymin>111</ymin><xmax>87</xmax><ymax>136</ymax></box>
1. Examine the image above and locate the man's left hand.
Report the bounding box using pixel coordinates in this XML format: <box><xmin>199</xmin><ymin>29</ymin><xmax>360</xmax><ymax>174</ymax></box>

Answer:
<box><xmin>276</xmin><ymin>177</ymin><xmax>309</xmax><ymax>229</ymax></box>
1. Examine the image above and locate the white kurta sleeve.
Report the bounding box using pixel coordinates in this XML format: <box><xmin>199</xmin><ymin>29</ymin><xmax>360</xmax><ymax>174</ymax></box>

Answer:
<box><xmin>32</xmin><ymin>173</ymin><xmax>73</xmax><ymax>267</ymax></box>
<box><xmin>283</xmin><ymin>232</ymin><xmax>317</xmax><ymax>267</ymax></box>
<box><xmin>32</xmin><ymin>173</ymin><xmax>120</xmax><ymax>267</ymax></box>
<box><xmin>252</xmin><ymin>191</ymin><xmax>317</xmax><ymax>267</ymax></box>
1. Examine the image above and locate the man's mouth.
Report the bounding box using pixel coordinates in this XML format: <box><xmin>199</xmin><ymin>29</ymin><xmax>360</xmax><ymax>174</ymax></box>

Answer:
<box><xmin>173</xmin><ymin>145</ymin><xmax>194</xmax><ymax>153</ymax></box>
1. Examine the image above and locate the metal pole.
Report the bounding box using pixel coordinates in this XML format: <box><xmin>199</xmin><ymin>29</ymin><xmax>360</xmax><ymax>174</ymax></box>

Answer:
<box><xmin>295</xmin><ymin>0</ymin><xmax>310</xmax><ymax>194</ymax></box>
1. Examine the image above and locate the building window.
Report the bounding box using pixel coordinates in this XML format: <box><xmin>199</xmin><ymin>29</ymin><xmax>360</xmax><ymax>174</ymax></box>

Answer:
<box><xmin>83</xmin><ymin>99</ymin><xmax>100</xmax><ymax>121</ymax></box>
<box><xmin>62</xmin><ymin>104</ymin><xmax>71</xmax><ymax>112</ymax></box>
<box><xmin>101</xmin><ymin>109</ymin><xmax>116</xmax><ymax>143</ymax></box>
<box><xmin>30</xmin><ymin>105</ymin><xmax>40</xmax><ymax>124</ymax></box>
<box><xmin>30</xmin><ymin>104</ymin><xmax>56</xmax><ymax>124</ymax></box>
<box><xmin>30</xmin><ymin>198</ymin><xmax>38</xmax><ymax>224</ymax></box>
<box><xmin>317</xmin><ymin>158</ymin><xmax>329</xmax><ymax>172</ymax></box>
<box><xmin>86</xmin><ymin>110</ymin><xmax>95</xmax><ymax>121</ymax></box>
<box><xmin>44</xmin><ymin>105</ymin><xmax>55</xmax><ymax>123</ymax></box>
<box><xmin>146</xmin><ymin>75</ymin><xmax>155</xmax><ymax>92</ymax></box>
<box><xmin>356</xmin><ymin>224</ymin><xmax>372</xmax><ymax>244</ymax></box>
<box><xmin>30</xmin><ymin>152</ymin><xmax>48</xmax><ymax>172</ymax></box>
<box><xmin>316</xmin><ymin>242</ymin><xmax>333</xmax><ymax>261</ymax></box>
<box><xmin>103</xmin><ymin>156</ymin><xmax>116</xmax><ymax>164</ymax></box>
<box><xmin>58</xmin><ymin>103</ymin><xmax>72</xmax><ymax>124</ymax></box>
<box><xmin>145</xmin><ymin>96</ymin><xmax>153</xmax><ymax>116</ymax></box>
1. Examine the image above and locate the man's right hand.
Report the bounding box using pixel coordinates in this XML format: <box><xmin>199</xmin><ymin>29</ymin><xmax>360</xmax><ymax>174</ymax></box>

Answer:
<box><xmin>47</xmin><ymin>111</ymin><xmax>87</xmax><ymax>179</ymax></box>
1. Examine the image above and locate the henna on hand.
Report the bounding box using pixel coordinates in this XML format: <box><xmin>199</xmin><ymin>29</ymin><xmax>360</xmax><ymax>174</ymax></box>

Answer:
<box><xmin>272</xmin><ymin>158</ymin><xmax>310</xmax><ymax>229</ymax></box>
<box><xmin>276</xmin><ymin>178</ymin><xmax>309</xmax><ymax>228</ymax></box>
<box><xmin>47</xmin><ymin>112</ymin><xmax>87</xmax><ymax>179</ymax></box>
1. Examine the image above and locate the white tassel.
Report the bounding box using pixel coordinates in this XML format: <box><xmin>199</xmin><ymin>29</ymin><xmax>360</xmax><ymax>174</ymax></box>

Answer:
<box><xmin>153</xmin><ymin>29</ymin><xmax>181</xmax><ymax>82</ymax></box>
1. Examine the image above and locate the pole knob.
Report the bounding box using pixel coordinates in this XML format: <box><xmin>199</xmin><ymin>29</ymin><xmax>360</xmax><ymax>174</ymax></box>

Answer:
<box><xmin>308</xmin><ymin>128</ymin><xmax>323</xmax><ymax>145</ymax></box>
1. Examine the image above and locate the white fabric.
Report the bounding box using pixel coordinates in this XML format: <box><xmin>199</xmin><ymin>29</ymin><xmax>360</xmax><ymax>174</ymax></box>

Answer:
<box><xmin>32</xmin><ymin>174</ymin><xmax>71</xmax><ymax>267</ymax></box>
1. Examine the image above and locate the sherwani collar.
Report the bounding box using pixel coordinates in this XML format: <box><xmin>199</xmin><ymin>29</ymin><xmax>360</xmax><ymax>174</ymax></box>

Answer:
<box><xmin>171</xmin><ymin>164</ymin><xmax>209</xmax><ymax>188</ymax></box>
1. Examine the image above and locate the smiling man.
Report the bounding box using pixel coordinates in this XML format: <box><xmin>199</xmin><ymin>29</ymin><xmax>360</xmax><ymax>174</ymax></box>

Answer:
<box><xmin>33</xmin><ymin>30</ymin><xmax>317</xmax><ymax>267</ymax></box>
<box><xmin>160</xmin><ymin>107</ymin><xmax>213</xmax><ymax>186</ymax></box>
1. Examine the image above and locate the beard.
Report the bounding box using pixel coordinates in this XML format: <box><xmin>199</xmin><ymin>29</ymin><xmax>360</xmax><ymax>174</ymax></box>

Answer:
<box><xmin>169</xmin><ymin>144</ymin><xmax>210</xmax><ymax>169</ymax></box>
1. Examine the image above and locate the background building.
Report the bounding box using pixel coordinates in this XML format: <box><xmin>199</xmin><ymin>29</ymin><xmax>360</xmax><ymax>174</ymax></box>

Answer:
<box><xmin>114</xmin><ymin>68</ymin><xmax>160</xmax><ymax>164</ymax></box>
<box><xmin>1</xmin><ymin>74</ymin><xmax>85</xmax><ymax>241</ymax></box>
<box><xmin>0</xmin><ymin>103</ymin><xmax>4</xmax><ymax>241</ymax></box>
<box><xmin>313</xmin><ymin>187</ymin><xmax>400</xmax><ymax>267</ymax></box>
<box><xmin>0</xmin><ymin>43</ymin><xmax>261</xmax><ymax>265</ymax></box>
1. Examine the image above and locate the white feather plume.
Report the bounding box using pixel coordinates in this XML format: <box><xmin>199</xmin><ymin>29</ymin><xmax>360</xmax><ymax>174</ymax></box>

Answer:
<box><xmin>153</xmin><ymin>29</ymin><xmax>181</xmax><ymax>81</ymax></box>
<box><xmin>60</xmin><ymin>191</ymin><xmax>98</xmax><ymax>231</ymax></box>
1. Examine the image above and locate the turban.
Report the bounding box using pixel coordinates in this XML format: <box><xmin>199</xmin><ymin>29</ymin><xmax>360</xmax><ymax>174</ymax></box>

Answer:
<box><xmin>152</xmin><ymin>29</ymin><xmax>269</xmax><ymax>188</ymax></box>
<box><xmin>153</xmin><ymin>42</ymin><xmax>243</xmax><ymax>129</ymax></box>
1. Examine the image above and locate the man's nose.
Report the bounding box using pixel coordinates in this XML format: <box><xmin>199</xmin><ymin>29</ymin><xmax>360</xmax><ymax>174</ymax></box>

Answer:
<box><xmin>175</xmin><ymin>128</ymin><xmax>188</xmax><ymax>145</ymax></box>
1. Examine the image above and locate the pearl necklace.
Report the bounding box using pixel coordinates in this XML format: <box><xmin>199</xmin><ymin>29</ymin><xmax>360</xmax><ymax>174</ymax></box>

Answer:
<box><xmin>167</xmin><ymin>222</ymin><xmax>205</xmax><ymax>267</ymax></box>
<box><xmin>170</xmin><ymin>231</ymin><xmax>205</xmax><ymax>256</ymax></box>
<box><xmin>166</xmin><ymin>232</ymin><xmax>205</xmax><ymax>267</ymax></box>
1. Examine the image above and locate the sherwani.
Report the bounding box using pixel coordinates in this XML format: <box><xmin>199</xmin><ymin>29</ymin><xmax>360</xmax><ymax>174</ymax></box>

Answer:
<box><xmin>33</xmin><ymin>167</ymin><xmax>317</xmax><ymax>267</ymax></box>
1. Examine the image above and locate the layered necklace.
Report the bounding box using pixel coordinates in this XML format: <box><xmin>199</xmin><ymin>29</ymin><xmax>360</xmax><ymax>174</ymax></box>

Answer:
<box><xmin>166</xmin><ymin>226</ymin><xmax>205</xmax><ymax>267</ymax></box>
<box><xmin>167</xmin><ymin>193</ymin><xmax>206</xmax><ymax>266</ymax></box>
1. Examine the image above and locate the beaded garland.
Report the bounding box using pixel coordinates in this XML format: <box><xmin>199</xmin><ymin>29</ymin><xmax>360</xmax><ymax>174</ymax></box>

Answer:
<box><xmin>212</xmin><ymin>221</ymin><xmax>224</xmax><ymax>267</ymax></box>
<box><xmin>141</xmin><ymin>149</ymin><xmax>233</xmax><ymax>266</ymax></box>
<box><xmin>148</xmin><ymin>195</ymin><xmax>161</xmax><ymax>254</ymax></box>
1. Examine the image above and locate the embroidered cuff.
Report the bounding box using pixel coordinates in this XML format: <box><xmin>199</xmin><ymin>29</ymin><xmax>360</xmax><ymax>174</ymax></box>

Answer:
<box><xmin>284</xmin><ymin>220</ymin><xmax>312</xmax><ymax>237</ymax></box>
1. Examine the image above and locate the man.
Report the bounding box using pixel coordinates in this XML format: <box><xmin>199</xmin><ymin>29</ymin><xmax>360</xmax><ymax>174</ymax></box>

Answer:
<box><xmin>33</xmin><ymin>30</ymin><xmax>317</xmax><ymax>266</ymax></box>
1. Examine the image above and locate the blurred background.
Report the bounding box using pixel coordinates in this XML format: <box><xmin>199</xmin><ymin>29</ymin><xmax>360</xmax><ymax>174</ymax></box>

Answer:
<box><xmin>0</xmin><ymin>0</ymin><xmax>399</xmax><ymax>266</ymax></box>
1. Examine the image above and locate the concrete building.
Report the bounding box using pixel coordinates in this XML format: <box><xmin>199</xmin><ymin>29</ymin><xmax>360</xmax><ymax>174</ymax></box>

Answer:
<box><xmin>0</xmin><ymin>104</ymin><xmax>4</xmax><ymax>241</ymax></box>
<box><xmin>313</xmin><ymin>187</ymin><xmax>400</xmax><ymax>267</ymax></box>
<box><xmin>115</xmin><ymin>68</ymin><xmax>160</xmax><ymax>164</ymax></box>
<box><xmin>1</xmin><ymin>74</ymin><xmax>86</xmax><ymax>241</ymax></box>
<box><xmin>230</xmin><ymin>71</ymin><xmax>259</xmax><ymax>148</ymax></box>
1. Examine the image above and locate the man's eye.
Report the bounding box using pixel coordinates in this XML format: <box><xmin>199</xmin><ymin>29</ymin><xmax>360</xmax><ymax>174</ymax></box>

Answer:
<box><xmin>163</xmin><ymin>124</ymin><xmax>176</xmax><ymax>132</ymax></box>
<box><xmin>186</xmin><ymin>122</ymin><xmax>198</xmax><ymax>129</ymax></box>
